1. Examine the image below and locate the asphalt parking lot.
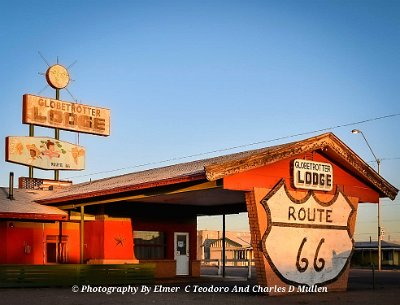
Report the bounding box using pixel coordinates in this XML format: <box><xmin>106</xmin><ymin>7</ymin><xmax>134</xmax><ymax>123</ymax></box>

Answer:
<box><xmin>1</xmin><ymin>268</ymin><xmax>399</xmax><ymax>305</ymax></box>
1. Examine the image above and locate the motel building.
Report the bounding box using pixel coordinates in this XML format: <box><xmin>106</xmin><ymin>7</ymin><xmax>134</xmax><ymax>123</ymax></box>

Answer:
<box><xmin>0</xmin><ymin>132</ymin><xmax>398</xmax><ymax>294</ymax></box>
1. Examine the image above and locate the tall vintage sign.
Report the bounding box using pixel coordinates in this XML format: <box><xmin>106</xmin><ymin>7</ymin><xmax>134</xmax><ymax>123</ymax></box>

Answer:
<box><xmin>261</xmin><ymin>179</ymin><xmax>354</xmax><ymax>287</ymax></box>
<box><xmin>5</xmin><ymin>61</ymin><xmax>110</xmax><ymax>187</ymax></box>
<box><xmin>22</xmin><ymin>94</ymin><xmax>111</xmax><ymax>136</ymax></box>
<box><xmin>6</xmin><ymin>136</ymin><xmax>85</xmax><ymax>170</ymax></box>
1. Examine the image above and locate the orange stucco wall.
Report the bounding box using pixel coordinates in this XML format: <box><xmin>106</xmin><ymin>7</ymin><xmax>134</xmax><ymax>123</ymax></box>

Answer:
<box><xmin>0</xmin><ymin>212</ymin><xmax>197</xmax><ymax>271</ymax></box>
<box><xmin>223</xmin><ymin>152</ymin><xmax>379</xmax><ymax>203</ymax></box>
<box><xmin>84</xmin><ymin>218</ymin><xmax>136</xmax><ymax>262</ymax></box>
<box><xmin>0</xmin><ymin>221</ymin><xmax>80</xmax><ymax>264</ymax></box>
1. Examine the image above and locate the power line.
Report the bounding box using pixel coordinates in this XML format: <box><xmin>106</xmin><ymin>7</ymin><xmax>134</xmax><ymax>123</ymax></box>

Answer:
<box><xmin>359</xmin><ymin>204</ymin><xmax>400</xmax><ymax>207</ymax></box>
<box><xmin>359</xmin><ymin>202</ymin><xmax>400</xmax><ymax>207</ymax></box>
<box><xmin>381</xmin><ymin>157</ymin><xmax>400</xmax><ymax>161</ymax></box>
<box><xmin>366</xmin><ymin>157</ymin><xmax>400</xmax><ymax>163</ymax></box>
<box><xmin>65</xmin><ymin>112</ymin><xmax>400</xmax><ymax>180</ymax></box>
<box><xmin>357</xmin><ymin>217</ymin><xmax>400</xmax><ymax>222</ymax></box>
<box><xmin>357</xmin><ymin>220</ymin><xmax>400</xmax><ymax>223</ymax></box>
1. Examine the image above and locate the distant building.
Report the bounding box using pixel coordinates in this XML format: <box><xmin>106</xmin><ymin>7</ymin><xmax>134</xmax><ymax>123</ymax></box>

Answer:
<box><xmin>197</xmin><ymin>230</ymin><xmax>253</xmax><ymax>266</ymax></box>
<box><xmin>352</xmin><ymin>241</ymin><xmax>400</xmax><ymax>267</ymax></box>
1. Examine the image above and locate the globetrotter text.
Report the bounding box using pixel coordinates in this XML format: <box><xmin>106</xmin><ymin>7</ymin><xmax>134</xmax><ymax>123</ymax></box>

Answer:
<box><xmin>22</xmin><ymin>94</ymin><xmax>110</xmax><ymax>136</ymax></box>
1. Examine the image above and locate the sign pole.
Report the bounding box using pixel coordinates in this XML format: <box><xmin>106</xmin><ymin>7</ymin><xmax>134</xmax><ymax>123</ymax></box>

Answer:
<box><xmin>377</xmin><ymin>161</ymin><xmax>381</xmax><ymax>271</ymax></box>
<box><xmin>54</xmin><ymin>88</ymin><xmax>60</xmax><ymax>181</ymax></box>
<box><xmin>29</xmin><ymin>124</ymin><xmax>34</xmax><ymax>178</ymax></box>
<box><xmin>80</xmin><ymin>205</ymin><xmax>85</xmax><ymax>264</ymax></box>
<box><xmin>222</xmin><ymin>214</ymin><xmax>226</xmax><ymax>278</ymax></box>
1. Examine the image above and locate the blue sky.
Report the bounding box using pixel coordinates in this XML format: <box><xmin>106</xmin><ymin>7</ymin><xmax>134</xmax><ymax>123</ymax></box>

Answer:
<box><xmin>1</xmin><ymin>0</ymin><xmax>399</xmax><ymax>241</ymax></box>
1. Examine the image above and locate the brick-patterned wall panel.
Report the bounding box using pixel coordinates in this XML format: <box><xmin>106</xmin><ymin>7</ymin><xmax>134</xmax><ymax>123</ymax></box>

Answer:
<box><xmin>247</xmin><ymin>181</ymin><xmax>359</xmax><ymax>295</ymax></box>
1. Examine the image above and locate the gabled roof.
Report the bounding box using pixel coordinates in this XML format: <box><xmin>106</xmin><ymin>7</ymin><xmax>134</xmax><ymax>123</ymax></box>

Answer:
<box><xmin>0</xmin><ymin>188</ymin><xmax>68</xmax><ymax>221</ymax></box>
<box><xmin>355</xmin><ymin>241</ymin><xmax>400</xmax><ymax>250</ymax></box>
<box><xmin>226</xmin><ymin>232</ymin><xmax>252</xmax><ymax>247</ymax></box>
<box><xmin>211</xmin><ymin>237</ymin><xmax>242</xmax><ymax>248</ymax></box>
<box><xmin>199</xmin><ymin>230</ymin><xmax>252</xmax><ymax>248</ymax></box>
<box><xmin>203</xmin><ymin>237</ymin><xmax>245</xmax><ymax>249</ymax></box>
<box><xmin>205</xmin><ymin>132</ymin><xmax>398</xmax><ymax>200</ymax></box>
<box><xmin>36</xmin><ymin>132</ymin><xmax>398</xmax><ymax>205</ymax></box>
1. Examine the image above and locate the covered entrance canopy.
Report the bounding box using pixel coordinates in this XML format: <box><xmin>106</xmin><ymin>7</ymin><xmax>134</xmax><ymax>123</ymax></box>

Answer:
<box><xmin>35</xmin><ymin>132</ymin><xmax>398</xmax><ymax>290</ymax></box>
<box><xmin>36</xmin><ymin>132</ymin><xmax>397</xmax><ymax>208</ymax></box>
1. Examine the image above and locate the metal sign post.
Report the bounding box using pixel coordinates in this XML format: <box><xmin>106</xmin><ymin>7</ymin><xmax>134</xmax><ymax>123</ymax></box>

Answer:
<box><xmin>46</xmin><ymin>64</ymin><xmax>70</xmax><ymax>181</ymax></box>
<box><xmin>28</xmin><ymin>124</ymin><xmax>34</xmax><ymax>178</ymax></box>
<box><xmin>55</xmin><ymin>88</ymin><xmax>60</xmax><ymax>181</ymax></box>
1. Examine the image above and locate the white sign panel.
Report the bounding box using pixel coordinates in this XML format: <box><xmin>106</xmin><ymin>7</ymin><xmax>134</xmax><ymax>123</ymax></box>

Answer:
<box><xmin>262</xmin><ymin>180</ymin><xmax>354</xmax><ymax>286</ymax></box>
<box><xmin>293</xmin><ymin>159</ymin><xmax>333</xmax><ymax>191</ymax></box>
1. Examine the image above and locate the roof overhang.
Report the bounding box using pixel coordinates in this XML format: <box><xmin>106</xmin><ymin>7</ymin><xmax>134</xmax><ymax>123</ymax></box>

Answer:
<box><xmin>36</xmin><ymin>133</ymin><xmax>398</xmax><ymax>208</ymax></box>
<box><xmin>205</xmin><ymin>133</ymin><xmax>398</xmax><ymax>200</ymax></box>
<box><xmin>0</xmin><ymin>188</ymin><xmax>69</xmax><ymax>221</ymax></box>
<box><xmin>0</xmin><ymin>212</ymin><xmax>68</xmax><ymax>221</ymax></box>
<box><xmin>37</xmin><ymin>172</ymin><xmax>207</xmax><ymax>205</ymax></box>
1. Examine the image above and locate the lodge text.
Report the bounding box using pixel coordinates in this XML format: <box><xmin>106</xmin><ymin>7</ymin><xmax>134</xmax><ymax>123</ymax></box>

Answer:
<box><xmin>23</xmin><ymin>94</ymin><xmax>110</xmax><ymax>136</ymax></box>
<box><xmin>293</xmin><ymin>159</ymin><xmax>333</xmax><ymax>191</ymax></box>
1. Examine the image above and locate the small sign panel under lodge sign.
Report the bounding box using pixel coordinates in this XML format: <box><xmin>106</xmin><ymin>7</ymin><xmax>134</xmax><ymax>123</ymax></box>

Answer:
<box><xmin>6</xmin><ymin>136</ymin><xmax>85</xmax><ymax>170</ymax></box>
<box><xmin>293</xmin><ymin>159</ymin><xmax>333</xmax><ymax>191</ymax></box>
<box><xmin>22</xmin><ymin>94</ymin><xmax>110</xmax><ymax>136</ymax></box>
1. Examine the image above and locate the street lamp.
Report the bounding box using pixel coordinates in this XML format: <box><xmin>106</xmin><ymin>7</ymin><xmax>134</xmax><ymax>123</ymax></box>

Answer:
<box><xmin>351</xmin><ymin>129</ymin><xmax>382</xmax><ymax>271</ymax></box>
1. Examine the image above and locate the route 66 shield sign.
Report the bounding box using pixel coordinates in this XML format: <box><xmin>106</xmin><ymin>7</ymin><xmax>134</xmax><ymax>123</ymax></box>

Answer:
<box><xmin>261</xmin><ymin>180</ymin><xmax>354</xmax><ymax>286</ymax></box>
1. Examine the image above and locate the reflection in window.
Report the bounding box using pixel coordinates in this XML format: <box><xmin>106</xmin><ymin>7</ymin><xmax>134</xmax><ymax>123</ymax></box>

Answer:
<box><xmin>134</xmin><ymin>231</ymin><xmax>166</xmax><ymax>259</ymax></box>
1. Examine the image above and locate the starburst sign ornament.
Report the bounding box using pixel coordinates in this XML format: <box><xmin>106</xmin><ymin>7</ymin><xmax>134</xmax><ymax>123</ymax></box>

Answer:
<box><xmin>46</xmin><ymin>64</ymin><xmax>70</xmax><ymax>90</ymax></box>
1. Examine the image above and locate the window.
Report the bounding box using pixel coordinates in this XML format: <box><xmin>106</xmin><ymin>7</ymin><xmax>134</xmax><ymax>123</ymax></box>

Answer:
<box><xmin>235</xmin><ymin>250</ymin><xmax>246</xmax><ymax>260</ymax></box>
<box><xmin>204</xmin><ymin>247</ymin><xmax>210</xmax><ymax>260</ymax></box>
<box><xmin>46</xmin><ymin>235</ymin><xmax>68</xmax><ymax>263</ymax></box>
<box><xmin>46</xmin><ymin>243</ymin><xmax>57</xmax><ymax>263</ymax></box>
<box><xmin>383</xmin><ymin>250</ymin><xmax>394</xmax><ymax>263</ymax></box>
<box><xmin>134</xmin><ymin>231</ymin><xmax>166</xmax><ymax>259</ymax></box>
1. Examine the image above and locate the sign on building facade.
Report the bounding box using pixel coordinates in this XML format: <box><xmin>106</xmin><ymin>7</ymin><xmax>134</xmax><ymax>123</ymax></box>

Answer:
<box><xmin>293</xmin><ymin>159</ymin><xmax>333</xmax><ymax>191</ymax></box>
